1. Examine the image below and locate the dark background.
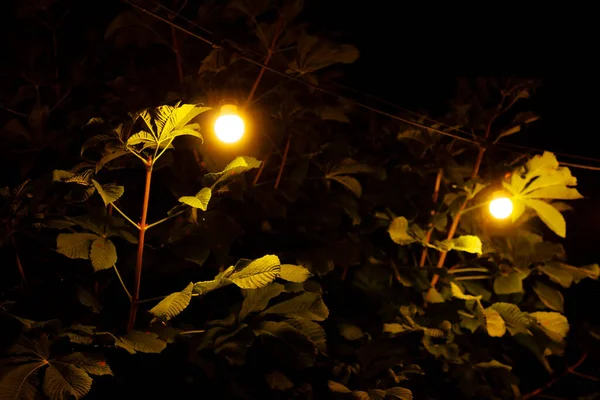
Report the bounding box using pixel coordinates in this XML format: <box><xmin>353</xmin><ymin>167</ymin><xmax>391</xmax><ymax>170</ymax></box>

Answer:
<box><xmin>1</xmin><ymin>1</ymin><xmax>599</xmax><ymax>397</ymax></box>
<box><xmin>1</xmin><ymin>2</ymin><xmax>598</xmax><ymax>255</ymax></box>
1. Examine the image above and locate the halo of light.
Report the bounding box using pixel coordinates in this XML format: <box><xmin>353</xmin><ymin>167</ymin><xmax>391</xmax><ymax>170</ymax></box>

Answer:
<box><xmin>489</xmin><ymin>197</ymin><xmax>513</xmax><ymax>220</ymax></box>
<box><xmin>215</xmin><ymin>104</ymin><xmax>244</xmax><ymax>143</ymax></box>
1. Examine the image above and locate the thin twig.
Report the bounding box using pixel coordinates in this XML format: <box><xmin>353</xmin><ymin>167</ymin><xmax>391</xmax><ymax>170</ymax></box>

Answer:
<box><xmin>114</xmin><ymin>265</ymin><xmax>132</xmax><ymax>301</ymax></box>
<box><xmin>448</xmin><ymin>267</ymin><xmax>489</xmax><ymax>274</ymax></box>
<box><xmin>454</xmin><ymin>275</ymin><xmax>491</xmax><ymax>281</ymax></box>
<box><xmin>250</xmin><ymin>81</ymin><xmax>285</xmax><ymax>106</ymax></box>
<box><xmin>341</xmin><ymin>267</ymin><xmax>349</xmax><ymax>281</ymax></box>
<box><xmin>274</xmin><ymin>134</ymin><xmax>291</xmax><ymax>189</ymax></box>
<box><xmin>145</xmin><ymin>210</ymin><xmax>185</xmax><ymax>230</ymax></box>
<box><xmin>245</xmin><ymin>17</ymin><xmax>283</xmax><ymax>106</ymax></box>
<box><xmin>570</xmin><ymin>371</ymin><xmax>599</xmax><ymax>382</ymax></box>
<box><xmin>245</xmin><ymin>17</ymin><xmax>283</xmax><ymax>185</ymax></box>
<box><xmin>9</xmin><ymin>232</ymin><xmax>28</xmax><ymax>288</ymax></box>
<box><xmin>419</xmin><ymin>168</ymin><xmax>443</xmax><ymax>267</ymax></box>
<box><xmin>137</xmin><ymin>295</ymin><xmax>167</xmax><ymax>304</ymax></box>
<box><xmin>390</xmin><ymin>260</ymin><xmax>404</xmax><ymax>285</ymax></box>
<box><xmin>0</xmin><ymin>106</ymin><xmax>28</xmax><ymax>118</ymax></box>
<box><xmin>430</xmin><ymin>110</ymin><xmax>496</xmax><ymax>287</ymax></box>
<box><xmin>522</xmin><ymin>353</ymin><xmax>588</xmax><ymax>400</ymax></box>
<box><xmin>154</xmin><ymin>137</ymin><xmax>175</xmax><ymax>163</ymax></box>
<box><xmin>111</xmin><ymin>203</ymin><xmax>139</xmax><ymax>229</ymax></box>
<box><xmin>138</xmin><ymin>291</ymin><xmax>199</xmax><ymax>305</ymax></box>
<box><xmin>50</xmin><ymin>89</ymin><xmax>71</xmax><ymax>113</ymax></box>
<box><xmin>126</xmin><ymin>146</ymin><xmax>149</xmax><ymax>164</ymax></box>
<box><xmin>179</xmin><ymin>330</ymin><xmax>206</xmax><ymax>335</ymax></box>
<box><xmin>253</xmin><ymin>152</ymin><xmax>270</xmax><ymax>185</ymax></box>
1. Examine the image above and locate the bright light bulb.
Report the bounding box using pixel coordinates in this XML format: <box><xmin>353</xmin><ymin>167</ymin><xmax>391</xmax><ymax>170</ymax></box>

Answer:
<box><xmin>214</xmin><ymin>104</ymin><xmax>244</xmax><ymax>143</ymax></box>
<box><xmin>489</xmin><ymin>197</ymin><xmax>513</xmax><ymax>220</ymax></box>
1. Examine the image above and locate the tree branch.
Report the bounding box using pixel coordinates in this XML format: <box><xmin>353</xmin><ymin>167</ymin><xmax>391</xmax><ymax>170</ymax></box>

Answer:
<box><xmin>419</xmin><ymin>168</ymin><xmax>443</xmax><ymax>267</ymax></box>
<box><xmin>114</xmin><ymin>265</ymin><xmax>132</xmax><ymax>301</ymax></box>
<box><xmin>111</xmin><ymin>204</ymin><xmax>140</xmax><ymax>229</ymax></box>
<box><xmin>430</xmin><ymin>109</ymin><xmax>497</xmax><ymax>287</ymax></box>
<box><xmin>522</xmin><ymin>353</ymin><xmax>588</xmax><ymax>400</ymax></box>
<box><xmin>274</xmin><ymin>134</ymin><xmax>292</xmax><ymax>189</ymax></box>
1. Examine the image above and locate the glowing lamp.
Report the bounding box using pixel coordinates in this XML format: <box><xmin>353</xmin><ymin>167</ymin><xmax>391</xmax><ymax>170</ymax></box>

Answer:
<box><xmin>488</xmin><ymin>195</ymin><xmax>513</xmax><ymax>220</ymax></box>
<box><xmin>214</xmin><ymin>104</ymin><xmax>244</xmax><ymax>143</ymax></box>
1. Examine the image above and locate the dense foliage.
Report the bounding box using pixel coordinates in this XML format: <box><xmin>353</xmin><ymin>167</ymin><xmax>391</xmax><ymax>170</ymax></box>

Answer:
<box><xmin>1</xmin><ymin>1</ymin><xmax>599</xmax><ymax>399</ymax></box>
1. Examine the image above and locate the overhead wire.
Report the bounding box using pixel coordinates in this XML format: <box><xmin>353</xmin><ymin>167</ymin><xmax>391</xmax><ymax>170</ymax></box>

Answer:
<box><xmin>124</xmin><ymin>0</ymin><xmax>478</xmax><ymax>144</ymax></box>
<box><xmin>122</xmin><ymin>0</ymin><xmax>600</xmax><ymax>171</ymax></box>
<box><xmin>138</xmin><ymin>0</ymin><xmax>600</xmax><ymax>159</ymax></box>
<box><xmin>146</xmin><ymin>0</ymin><xmax>478</xmax><ymax>140</ymax></box>
<box><xmin>144</xmin><ymin>0</ymin><xmax>478</xmax><ymax>140</ymax></box>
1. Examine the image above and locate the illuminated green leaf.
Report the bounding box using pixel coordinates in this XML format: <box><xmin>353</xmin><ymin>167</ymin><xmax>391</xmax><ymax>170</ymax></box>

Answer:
<box><xmin>229</xmin><ymin>255</ymin><xmax>281</xmax><ymax>289</ymax></box>
<box><xmin>533</xmin><ymin>282</ymin><xmax>564</xmax><ymax>312</ymax></box>
<box><xmin>149</xmin><ymin>283</ymin><xmax>194</xmax><ymax>322</ymax></box>
<box><xmin>388</xmin><ymin>217</ymin><xmax>415</xmax><ymax>245</ymax></box>
<box><xmin>483</xmin><ymin>308</ymin><xmax>506</xmax><ymax>337</ymax></box>
<box><xmin>179</xmin><ymin>187</ymin><xmax>212</xmax><ymax>211</ymax></box>
<box><xmin>531</xmin><ymin>311</ymin><xmax>569</xmax><ymax>342</ymax></box>
<box><xmin>522</xmin><ymin>199</ymin><xmax>566</xmax><ymax>237</ymax></box>
<box><xmin>57</xmin><ymin>233</ymin><xmax>98</xmax><ymax>260</ymax></box>
<box><xmin>91</xmin><ymin>180</ymin><xmax>124</xmax><ymax>206</ymax></box>
<box><xmin>89</xmin><ymin>237</ymin><xmax>117</xmax><ymax>271</ymax></box>
<box><xmin>279</xmin><ymin>264</ymin><xmax>312</xmax><ymax>283</ymax></box>
<box><xmin>493</xmin><ymin>272</ymin><xmax>524</xmax><ymax>295</ymax></box>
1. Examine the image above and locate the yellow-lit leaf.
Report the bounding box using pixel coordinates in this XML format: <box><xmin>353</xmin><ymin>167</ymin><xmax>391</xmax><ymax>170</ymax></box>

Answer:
<box><xmin>229</xmin><ymin>255</ymin><xmax>281</xmax><ymax>289</ymax></box>
<box><xmin>90</xmin><ymin>237</ymin><xmax>117</xmax><ymax>271</ymax></box>
<box><xmin>533</xmin><ymin>281</ymin><xmax>564</xmax><ymax>312</ymax></box>
<box><xmin>43</xmin><ymin>363</ymin><xmax>92</xmax><ymax>400</ymax></box>
<box><xmin>450</xmin><ymin>235</ymin><xmax>483</xmax><ymax>254</ymax></box>
<box><xmin>263</xmin><ymin>292</ymin><xmax>329</xmax><ymax>321</ymax></box>
<box><xmin>57</xmin><ymin>233</ymin><xmax>98</xmax><ymax>260</ymax></box>
<box><xmin>493</xmin><ymin>272</ymin><xmax>524</xmax><ymax>295</ymax></box>
<box><xmin>149</xmin><ymin>282</ymin><xmax>194</xmax><ymax>322</ymax></box>
<box><xmin>328</xmin><ymin>380</ymin><xmax>351</xmax><ymax>393</ymax></box>
<box><xmin>530</xmin><ymin>311</ymin><xmax>569</xmax><ymax>342</ymax></box>
<box><xmin>279</xmin><ymin>264</ymin><xmax>312</xmax><ymax>283</ymax></box>
<box><xmin>127</xmin><ymin>131</ymin><xmax>156</xmax><ymax>146</ymax></box>
<box><xmin>522</xmin><ymin>199</ymin><xmax>566</xmax><ymax>237</ymax></box>
<box><xmin>179</xmin><ymin>187</ymin><xmax>212</xmax><ymax>211</ymax></box>
<box><xmin>450</xmin><ymin>282</ymin><xmax>482</xmax><ymax>301</ymax></box>
<box><xmin>483</xmin><ymin>308</ymin><xmax>506</xmax><ymax>337</ymax></box>
<box><xmin>388</xmin><ymin>217</ymin><xmax>415</xmax><ymax>245</ymax></box>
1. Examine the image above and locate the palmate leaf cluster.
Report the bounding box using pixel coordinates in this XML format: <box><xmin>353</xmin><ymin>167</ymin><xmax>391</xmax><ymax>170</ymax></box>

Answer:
<box><xmin>1</xmin><ymin>1</ymin><xmax>600</xmax><ymax>399</ymax></box>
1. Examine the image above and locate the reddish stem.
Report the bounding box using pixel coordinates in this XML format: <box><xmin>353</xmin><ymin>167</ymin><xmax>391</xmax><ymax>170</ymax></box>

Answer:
<box><xmin>419</xmin><ymin>168</ymin><xmax>443</xmax><ymax>267</ymax></box>
<box><xmin>253</xmin><ymin>152</ymin><xmax>270</xmax><ymax>186</ymax></box>
<box><xmin>341</xmin><ymin>266</ymin><xmax>349</xmax><ymax>281</ymax></box>
<box><xmin>8</xmin><ymin>229</ymin><xmax>28</xmax><ymax>287</ymax></box>
<box><xmin>522</xmin><ymin>353</ymin><xmax>588</xmax><ymax>400</ymax></box>
<box><xmin>127</xmin><ymin>157</ymin><xmax>153</xmax><ymax>331</ymax></box>
<box><xmin>246</xmin><ymin>18</ymin><xmax>283</xmax><ymax>185</ymax></box>
<box><xmin>245</xmin><ymin>18</ymin><xmax>283</xmax><ymax>106</ymax></box>
<box><xmin>274</xmin><ymin>135</ymin><xmax>291</xmax><ymax>189</ymax></box>
<box><xmin>430</xmin><ymin>145</ymin><xmax>485</xmax><ymax>286</ymax></box>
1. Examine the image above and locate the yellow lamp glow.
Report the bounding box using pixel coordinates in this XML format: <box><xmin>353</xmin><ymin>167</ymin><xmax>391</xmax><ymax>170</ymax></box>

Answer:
<box><xmin>214</xmin><ymin>104</ymin><xmax>244</xmax><ymax>143</ymax></box>
<box><xmin>489</xmin><ymin>196</ymin><xmax>513</xmax><ymax>220</ymax></box>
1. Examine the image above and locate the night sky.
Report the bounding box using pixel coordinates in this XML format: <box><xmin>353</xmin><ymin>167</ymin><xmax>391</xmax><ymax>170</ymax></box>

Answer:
<box><xmin>306</xmin><ymin>2</ymin><xmax>597</xmax><ymax>155</ymax></box>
